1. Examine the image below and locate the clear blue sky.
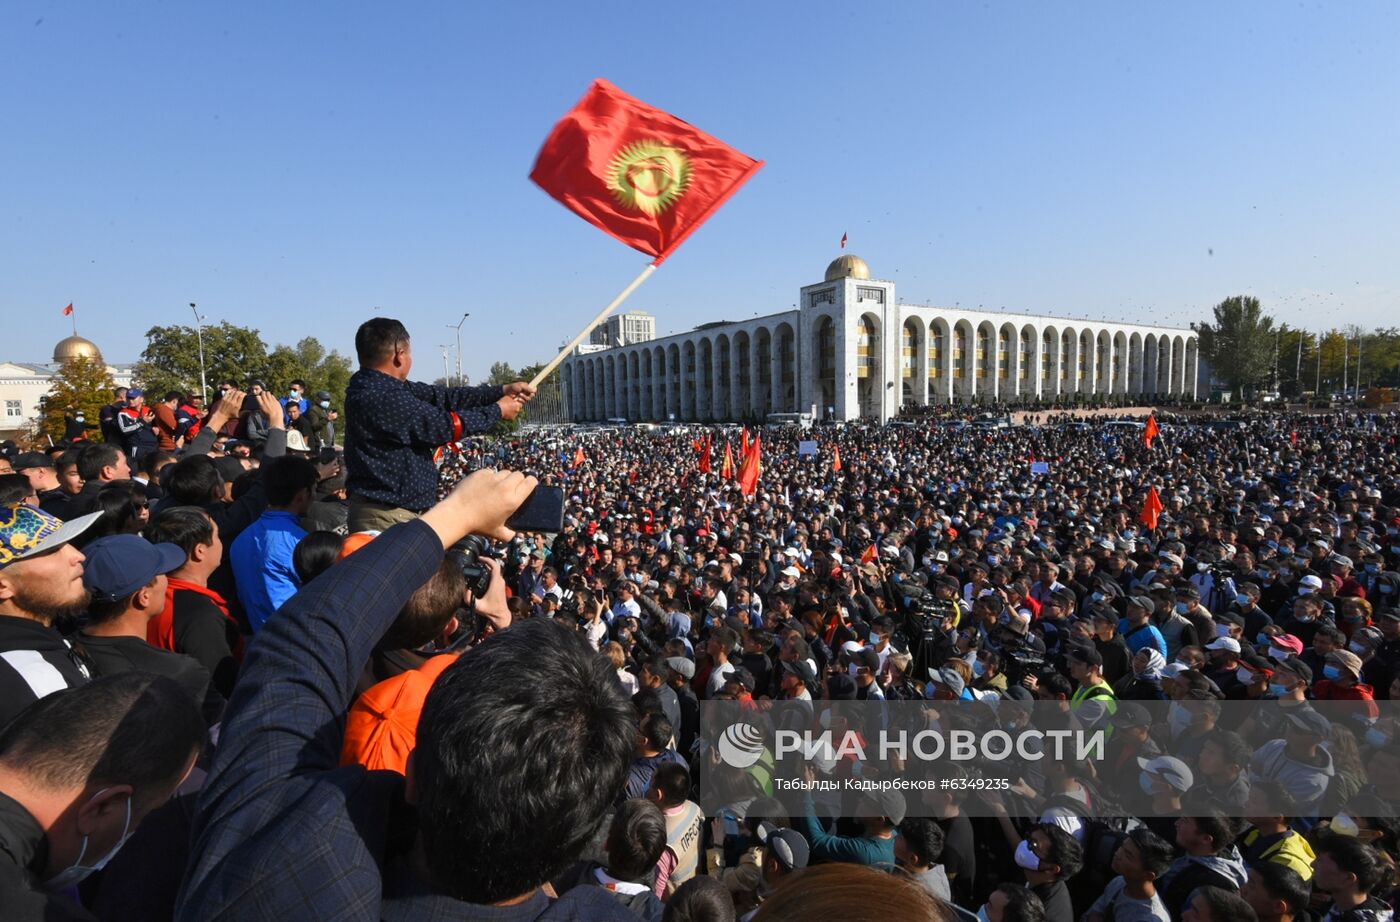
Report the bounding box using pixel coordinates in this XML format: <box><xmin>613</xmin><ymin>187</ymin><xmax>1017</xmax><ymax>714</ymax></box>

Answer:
<box><xmin>2</xmin><ymin>2</ymin><xmax>1396</xmax><ymax>382</ymax></box>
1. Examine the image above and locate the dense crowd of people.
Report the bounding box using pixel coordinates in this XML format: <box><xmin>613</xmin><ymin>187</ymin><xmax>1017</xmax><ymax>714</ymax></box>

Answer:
<box><xmin>1</xmin><ymin>317</ymin><xmax>1399</xmax><ymax>922</ymax></box>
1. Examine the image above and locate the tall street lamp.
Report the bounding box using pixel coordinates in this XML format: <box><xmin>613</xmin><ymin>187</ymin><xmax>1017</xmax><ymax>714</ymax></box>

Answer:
<box><xmin>447</xmin><ymin>312</ymin><xmax>470</xmax><ymax>386</ymax></box>
<box><xmin>190</xmin><ymin>302</ymin><xmax>208</xmax><ymax>401</ymax></box>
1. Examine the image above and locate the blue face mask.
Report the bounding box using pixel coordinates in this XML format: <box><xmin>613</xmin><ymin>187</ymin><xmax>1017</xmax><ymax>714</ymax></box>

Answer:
<box><xmin>1268</xmin><ymin>682</ymin><xmax>1292</xmax><ymax>698</ymax></box>
<box><xmin>1237</xmin><ymin>593</ymin><xmax>1252</xmax><ymax>607</ymax></box>
<box><xmin>1176</xmin><ymin>602</ymin><xmax>1190</xmax><ymax>615</ymax></box>
<box><xmin>973</xmin><ymin>659</ymin><xmax>986</xmax><ymax>678</ymax></box>
<box><xmin>1323</xmin><ymin>665</ymin><xmax>1342</xmax><ymax>681</ymax></box>
<box><xmin>1257</xmin><ymin>632</ymin><xmax>1272</xmax><ymax>646</ymax></box>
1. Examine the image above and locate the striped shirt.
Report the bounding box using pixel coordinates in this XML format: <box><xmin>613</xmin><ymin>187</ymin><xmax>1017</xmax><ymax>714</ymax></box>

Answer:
<box><xmin>0</xmin><ymin>616</ymin><xmax>91</xmax><ymax>729</ymax></box>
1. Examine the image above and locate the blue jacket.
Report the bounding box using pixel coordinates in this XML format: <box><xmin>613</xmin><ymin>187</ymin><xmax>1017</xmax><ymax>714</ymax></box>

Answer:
<box><xmin>230</xmin><ymin>510</ymin><xmax>305</xmax><ymax>632</ymax></box>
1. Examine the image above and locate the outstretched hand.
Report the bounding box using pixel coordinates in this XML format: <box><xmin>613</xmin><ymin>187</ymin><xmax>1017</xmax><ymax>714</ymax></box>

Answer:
<box><xmin>422</xmin><ymin>468</ymin><xmax>538</xmax><ymax>550</ymax></box>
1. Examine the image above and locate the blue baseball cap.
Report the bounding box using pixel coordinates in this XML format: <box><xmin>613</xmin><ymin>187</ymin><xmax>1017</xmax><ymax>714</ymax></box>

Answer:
<box><xmin>126</xmin><ymin>388</ymin><xmax>144</xmax><ymax>399</ymax></box>
<box><xmin>81</xmin><ymin>534</ymin><xmax>186</xmax><ymax>602</ymax></box>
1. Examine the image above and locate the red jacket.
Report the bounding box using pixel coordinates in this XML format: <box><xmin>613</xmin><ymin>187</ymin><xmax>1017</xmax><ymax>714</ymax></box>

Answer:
<box><xmin>1312</xmin><ymin>678</ymin><xmax>1379</xmax><ymax>720</ymax></box>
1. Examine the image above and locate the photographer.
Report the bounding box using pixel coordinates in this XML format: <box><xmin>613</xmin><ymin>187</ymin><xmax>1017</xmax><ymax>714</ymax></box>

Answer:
<box><xmin>343</xmin><ymin>317</ymin><xmax>535</xmax><ymax>532</ymax></box>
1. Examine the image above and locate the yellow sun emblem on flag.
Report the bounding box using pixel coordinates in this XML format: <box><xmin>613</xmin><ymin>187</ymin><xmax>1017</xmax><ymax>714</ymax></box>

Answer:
<box><xmin>608</xmin><ymin>141</ymin><xmax>691</xmax><ymax>217</ymax></box>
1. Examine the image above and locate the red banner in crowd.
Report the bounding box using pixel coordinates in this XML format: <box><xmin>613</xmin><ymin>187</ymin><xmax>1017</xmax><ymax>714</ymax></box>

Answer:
<box><xmin>1141</xmin><ymin>486</ymin><xmax>1164</xmax><ymax>530</ymax></box>
<box><xmin>737</xmin><ymin>434</ymin><xmax>761</xmax><ymax>496</ymax></box>
<box><xmin>1144</xmin><ymin>414</ymin><xmax>1161</xmax><ymax>448</ymax></box>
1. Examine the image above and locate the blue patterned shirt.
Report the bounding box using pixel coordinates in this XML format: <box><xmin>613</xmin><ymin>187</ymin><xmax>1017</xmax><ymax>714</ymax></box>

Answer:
<box><xmin>343</xmin><ymin>369</ymin><xmax>503</xmax><ymax>511</ymax></box>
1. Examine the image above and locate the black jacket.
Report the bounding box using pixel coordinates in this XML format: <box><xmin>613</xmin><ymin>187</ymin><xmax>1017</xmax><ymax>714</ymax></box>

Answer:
<box><xmin>0</xmin><ymin>791</ymin><xmax>95</xmax><ymax>921</ymax></box>
<box><xmin>0</xmin><ymin>616</ymin><xmax>90</xmax><ymax>730</ymax></box>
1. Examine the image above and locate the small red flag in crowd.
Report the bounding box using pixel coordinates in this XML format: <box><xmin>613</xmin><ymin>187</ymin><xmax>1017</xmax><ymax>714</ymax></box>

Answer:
<box><xmin>571</xmin><ymin>447</ymin><xmax>586</xmax><ymax>469</ymax></box>
<box><xmin>698</xmin><ymin>436</ymin><xmax>713</xmax><ymax>473</ymax></box>
<box><xmin>721</xmin><ymin>442</ymin><xmax>735</xmax><ymax>479</ymax></box>
<box><xmin>860</xmin><ymin>543</ymin><xmax>878</xmax><ymax>565</ymax></box>
<box><xmin>1290</xmin><ymin>430</ymin><xmax>1298</xmax><ymax>446</ymax></box>
<box><xmin>840</xmin><ymin>232</ymin><xmax>848</xmax><ymax>249</ymax></box>
<box><xmin>832</xmin><ymin>446</ymin><xmax>843</xmax><ymax>472</ymax></box>
<box><xmin>530</xmin><ymin>79</ymin><xmax>764</xmax><ymax>266</ymax></box>
<box><xmin>1144</xmin><ymin>414</ymin><xmax>1161</xmax><ymax>449</ymax></box>
<box><xmin>740</xmin><ymin>427</ymin><xmax>751</xmax><ymax>461</ymax></box>
<box><xmin>1141</xmin><ymin>486</ymin><xmax>1164</xmax><ymax>530</ymax></box>
<box><xmin>737</xmin><ymin>434</ymin><xmax>761</xmax><ymax>496</ymax></box>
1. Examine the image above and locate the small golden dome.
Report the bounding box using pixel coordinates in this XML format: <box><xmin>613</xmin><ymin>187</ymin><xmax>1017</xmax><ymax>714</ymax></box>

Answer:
<box><xmin>825</xmin><ymin>254</ymin><xmax>871</xmax><ymax>281</ymax></box>
<box><xmin>53</xmin><ymin>335</ymin><xmax>103</xmax><ymax>364</ymax></box>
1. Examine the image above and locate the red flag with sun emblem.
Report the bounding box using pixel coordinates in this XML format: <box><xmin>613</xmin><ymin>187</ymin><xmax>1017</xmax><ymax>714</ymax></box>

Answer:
<box><xmin>530</xmin><ymin>79</ymin><xmax>764</xmax><ymax>266</ymax></box>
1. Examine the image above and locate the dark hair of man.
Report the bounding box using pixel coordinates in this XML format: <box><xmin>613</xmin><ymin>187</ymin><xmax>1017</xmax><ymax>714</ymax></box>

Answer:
<box><xmin>711</xmin><ymin>626</ymin><xmax>738</xmax><ymax>655</ymax></box>
<box><xmin>650</xmin><ymin>760</ymin><xmax>690</xmax><ymax>809</ymax></box>
<box><xmin>140</xmin><ymin>449</ymin><xmax>176</xmax><ymax>480</ymax></box>
<box><xmin>896</xmin><ymin>817</ymin><xmax>945</xmax><ymax>866</ymax></box>
<box><xmin>0</xmin><ymin>673</ymin><xmax>203</xmax><ymax>812</ymax></box>
<box><xmin>163</xmin><ymin>390</ymin><xmax>184</xmax><ymax>404</ymax></box>
<box><xmin>1188</xmin><ymin>885</ymin><xmax>1258</xmax><ymax>922</ymax></box>
<box><xmin>415</xmin><ymin>619</ymin><xmax>635</xmax><ymax>904</ymax></box>
<box><xmin>292</xmin><ymin>531</ymin><xmax>346</xmax><ymax>585</ymax></box>
<box><xmin>606</xmin><ymin>798</ymin><xmax>668</xmax><ymax>881</ymax></box>
<box><xmin>1314</xmin><ymin>831</ymin><xmax>1394</xmax><ymax>895</ymax></box>
<box><xmin>1193</xmin><ymin>813</ymin><xmax>1237</xmax><ymax>853</ymax></box>
<box><xmin>1038</xmin><ymin>672</ymin><xmax>1073</xmax><ymax>699</ymax></box>
<box><xmin>77</xmin><ymin>442</ymin><xmax>122</xmax><ymax>481</ymax></box>
<box><xmin>0</xmin><ymin>474</ymin><xmax>33</xmax><ymax>506</ymax></box>
<box><xmin>354</xmin><ymin>317</ymin><xmax>410</xmax><ymax>366</ymax></box>
<box><xmin>167</xmin><ymin>456</ymin><xmax>223</xmax><ymax>505</ymax></box>
<box><xmin>145</xmin><ymin>506</ymin><xmax>216</xmax><ymax>557</ymax></box>
<box><xmin>1315</xmin><ymin>624</ymin><xmax>1345</xmax><ymax>646</ymax></box>
<box><xmin>1202</xmin><ymin>729</ymin><xmax>1253</xmax><ymax>770</ymax></box>
<box><xmin>641</xmin><ymin>711</ymin><xmax>674</xmax><ymax>751</ymax></box>
<box><xmin>1249</xmin><ymin>862</ymin><xmax>1310</xmax><ymax>917</ymax></box>
<box><xmin>379</xmin><ymin>557</ymin><xmax>466</xmax><ymax>651</ymax></box>
<box><xmin>662</xmin><ymin>875</ymin><xmax>738</xmax><ymax>922</ymax></box>
<box><xmin>1250</xmin><ymin>780</ymin><xmax>1298</xmax><ymax>821</ymax></box>
<box><xmin>57</xmin><ymin>448</ymin><xmax>82</xmax><ymax>473</ymax></box>
<box><xmin>1034</xmin><ymin>822</ymin><xmax>1084</xmax><ymax>879</ymax></box>
<box><xmin>1127</xmin><ymin>826</ymin><xmax>1175</xmax><ymax>877</ymax></box>
<box><xmin>85</xmin><ymin>577</ymin><xmax>158</xmax><ymax>626</ymax></box>
<box><xmin>742</xmin><ymin>796</ymin><xmax>786</xmax><ymax>836</ymax></box>
<box><xmin>262</xmin><ymin>455</ymin><xmax>318</xmax><ymax>507</ymax></box>
<box><xmin>289</xmin><ymin>379</ymin><xmax>306</xmax><ymax>390</ymax></box>
<box><xmin>995</xmin><ymin>881</ymin><xmax>1048</xmax><ymax>922</ymax></box>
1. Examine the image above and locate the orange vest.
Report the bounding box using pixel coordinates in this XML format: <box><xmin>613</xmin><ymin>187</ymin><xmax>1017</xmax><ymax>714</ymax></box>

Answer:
<box><xmin>340</xmin><ymin>653</ymin><xmax>458</xmax><ymax>775</ymax></box>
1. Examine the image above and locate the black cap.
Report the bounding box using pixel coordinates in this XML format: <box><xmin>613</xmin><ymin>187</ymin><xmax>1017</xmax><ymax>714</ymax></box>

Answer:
<box><xmin>726</xmin><ymin>667</ymin><xmax>756</xmax><ymax>692</ymax></box>
<box><xmin>781</xmin><ymin>658</ymin><xmax>817</xmax><ymax>687</ymax></box>
<box><xmin>826</xmin><ymin>673</ymin><xmax>857</xmax><ymax>700</ymax></box>
<box><xmin>1067</xmin><ymin>645</ymin><xmax>1103</xmax><ymax>667</ymax></box>
<box><xmin>11</xmin><ymin>452</ymin><xmax>54</xmax><ymax>471</ymax></box>
<box><xmin>1110</xmin><ymin>702</ymin><xmax>1151</xmax><ymax>728</ymax></box>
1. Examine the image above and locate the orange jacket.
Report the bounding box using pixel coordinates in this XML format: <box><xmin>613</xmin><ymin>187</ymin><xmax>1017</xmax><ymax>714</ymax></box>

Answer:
<box><xmin>340</xmin><ymin>653</ymin><xmax>458</xmax><ymax>775</ymax></box>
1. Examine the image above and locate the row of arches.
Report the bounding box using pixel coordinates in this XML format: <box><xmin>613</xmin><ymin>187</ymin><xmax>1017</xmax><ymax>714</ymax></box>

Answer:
<box><xmin>886</xmin><ymin>314</ymin><xmax>1197</xmax><ymax>406</ymax></box>
<box><xmin>566</xmin><ymin>323</ymin><xmax>799</xmax><ymax>422</ymax></box>
<box><xmin>564</xmin><ymin>314</ymin><xmax>1198</xmax><ymax>421</ymax></box>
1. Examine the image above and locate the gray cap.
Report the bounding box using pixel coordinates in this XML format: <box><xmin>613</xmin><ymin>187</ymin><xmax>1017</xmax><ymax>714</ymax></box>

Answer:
<box><xmin>1137</xmin><ymin>756</ymin><xmax>1194</xmax><ymax>792</ymax></box>
<box><xmin>1283</xmin><ymin>706</ymin><xmax>1331</xmax><ymax>737</ymax></box>
<box><xmin>758</xmin><ymin>824</ymin><xmax>810</xmax><ymax>870</ymax></box>
<box><xmin>1126</xmin><ymin>595</ymin><xmax>1155</xmax><ymax>613</ymax></box>
<box><xmin>929</xmin><ymin>666</ymin><xmax>966</xmax><ymax>698</ymax></box>
<box><xmin>862</xmin><ymin>789</ymin><xmax>908</xmax><ymax>825</ymax></box>
<box><xmin>664</xmin><ymin>657</ymin><xmax>696</xmax><ymax>680</ymax></box>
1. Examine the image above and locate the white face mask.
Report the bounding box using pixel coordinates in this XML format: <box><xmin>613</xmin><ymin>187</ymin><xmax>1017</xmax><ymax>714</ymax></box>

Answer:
<box><xmin>45</xmin><ymin>791</ymin><xmax>132</xmax><ymax>892</ymax></box>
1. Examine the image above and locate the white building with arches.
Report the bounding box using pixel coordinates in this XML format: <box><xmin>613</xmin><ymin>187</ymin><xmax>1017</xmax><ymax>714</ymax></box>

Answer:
<box><xmin>560</xmin><ymin>255</ymin><xmax>1199</xmax><ymax>423</ymax></box>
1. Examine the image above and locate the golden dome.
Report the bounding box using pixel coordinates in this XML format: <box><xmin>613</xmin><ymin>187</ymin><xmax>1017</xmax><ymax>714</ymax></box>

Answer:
<box><xmin>825</xmin><ymin>254</ymin><xmax>871</xmax><ymax>281</ymax></box>
<box><xmin>53</xmin><ymin>335</ymin><xmax>103</xmax><ymax>364</ymax></box>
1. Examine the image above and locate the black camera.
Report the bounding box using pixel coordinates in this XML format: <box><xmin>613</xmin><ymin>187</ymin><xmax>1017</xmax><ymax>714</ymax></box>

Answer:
<box><xmin>451</xmin><ymin>535</ymin><xmax>498</xmax><ymax>599</ymax></box>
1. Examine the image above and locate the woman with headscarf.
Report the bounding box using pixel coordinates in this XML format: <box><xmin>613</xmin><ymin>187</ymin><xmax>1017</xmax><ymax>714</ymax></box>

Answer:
<box><xmin>1114</xmin><ymin>647</ymin><xmax>1168</xmax><ymax>700</ymax></box>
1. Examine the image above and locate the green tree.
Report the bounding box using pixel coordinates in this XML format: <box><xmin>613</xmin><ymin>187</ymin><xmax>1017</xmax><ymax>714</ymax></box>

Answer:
<box><xmin>135</xmin><ymin>324</ymin><xmax>353</xmax><ymax>410</ymax></box>
<box><xmin>1195</xmin><ymin>295</ymin><xmax>1276</xmax><ymax>400</ymax></box>
<box><xmin>34</xmin><ymin>355</ymin><xmax>117</xmax><ymax>447</ymax></box>
<box><xmin>487</xmin><ymin>361</ymin><xmax>518</xmax><ymax>385</ymax></box>
<box><xmin>134</xmin><ymin>322</ymin><xmax>271</xmax><ymax>399</ymax></box>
